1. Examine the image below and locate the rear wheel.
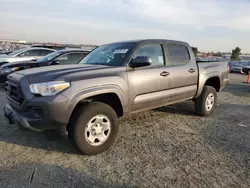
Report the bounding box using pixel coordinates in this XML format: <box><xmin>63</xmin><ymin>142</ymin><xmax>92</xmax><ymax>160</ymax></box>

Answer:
<box><xmin>69</xmin><ymin>102</ymin><xmax>119</xmax><ymax>155</ymax></box>
<box><xmin>195</xmin><ymin>86</ymin><xmax>217</xmax><ymax>116</ymax></box>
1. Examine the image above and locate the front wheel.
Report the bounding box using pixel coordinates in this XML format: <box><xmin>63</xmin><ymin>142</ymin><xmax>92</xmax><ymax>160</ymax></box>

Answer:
<box><xmin>69</xmin><ymin>102</ymin><xmax>119</xmax><ymax>155</ymax></box>
<box><xmin>195</xmin><ymin>86</ymin><xmax>217</xmax><ymax>116</ymax></box>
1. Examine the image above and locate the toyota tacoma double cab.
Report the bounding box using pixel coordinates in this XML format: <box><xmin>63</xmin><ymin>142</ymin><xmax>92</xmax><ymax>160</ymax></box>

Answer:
<box><xmin>4</xmin><ymin>39</ymin><xmax>229</xmax><ymax>155</ymax></box>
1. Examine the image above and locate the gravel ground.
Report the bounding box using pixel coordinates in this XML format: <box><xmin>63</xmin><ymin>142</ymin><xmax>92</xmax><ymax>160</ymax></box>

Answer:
<box><xmin>0</xmin><ymin>73</ymin><xmax>249</xmax><ymax>188</ymax></box>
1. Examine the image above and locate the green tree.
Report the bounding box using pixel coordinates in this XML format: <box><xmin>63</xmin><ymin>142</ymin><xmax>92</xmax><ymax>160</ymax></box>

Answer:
<box><xmin>191</xmin><ymin>47</ymin><xmax>198</xmax><ymax>56</ymax></box>
<box><xmin>231</xmin><ymin>47</ymin><xmax>241</xmax><ymax>60</ymax></box>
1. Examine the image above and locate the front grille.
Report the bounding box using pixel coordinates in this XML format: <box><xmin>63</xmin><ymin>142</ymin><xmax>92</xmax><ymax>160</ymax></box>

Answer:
<box><xmin>5</xmin><ymin>80</ymin><xmax>24</xmax><ymax>105</ymax></box>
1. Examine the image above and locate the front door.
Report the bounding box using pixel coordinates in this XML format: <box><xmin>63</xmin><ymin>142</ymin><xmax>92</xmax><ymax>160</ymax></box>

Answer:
<box><xmin>127</xmin><ymin>43</ymin><xmax>170</xmax><ymax>113</ymax></box>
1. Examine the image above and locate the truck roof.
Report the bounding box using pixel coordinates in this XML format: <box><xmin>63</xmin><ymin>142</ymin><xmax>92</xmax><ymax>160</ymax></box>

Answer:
<box><xmin>106</xmin><ymin>39</ymin><xmax>189</xmax><ymax>46</ymax></box>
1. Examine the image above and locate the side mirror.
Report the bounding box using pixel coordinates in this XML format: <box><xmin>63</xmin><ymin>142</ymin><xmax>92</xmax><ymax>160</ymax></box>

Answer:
<box><xmin>130</xmin><ymin>56</ymin><xmax>152</xmax><ymax>68</ymax></box>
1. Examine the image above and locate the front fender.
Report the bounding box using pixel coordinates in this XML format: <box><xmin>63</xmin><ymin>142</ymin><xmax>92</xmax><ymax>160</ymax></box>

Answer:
<box><xmin>63</xmin><ymin>84</ymin><xmax>127</xmax><ymax>120</ymax></box>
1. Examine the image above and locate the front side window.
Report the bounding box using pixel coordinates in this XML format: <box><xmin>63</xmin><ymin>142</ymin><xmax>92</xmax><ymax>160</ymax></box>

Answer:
<box><xmin>79</xmin><ymin>43</ymin><xmax>135</xmax><ymax>66</ymax></box>
<box><xmin>166</xmin><ymin>44</ymin><xmax>190</xmax><ymax>66</ymax></box>
<box><xmin>133</xmin><ymin>44</ymin><xmax>164</xmax><ymax>66</ymax></box>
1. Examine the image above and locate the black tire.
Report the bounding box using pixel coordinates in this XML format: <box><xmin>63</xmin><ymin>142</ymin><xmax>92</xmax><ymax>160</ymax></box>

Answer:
<box><xmin>195</xmin><ymin>86</ymin><xmax>217</xmax><ymax>117</ymax></box>
<box><xmin>69</xmin><ymin>102</ymin><xmax>119</xmax><ymax>155</ymax></box>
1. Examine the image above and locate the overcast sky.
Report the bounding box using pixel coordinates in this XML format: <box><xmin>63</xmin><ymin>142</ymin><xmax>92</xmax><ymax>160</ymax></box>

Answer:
<box><xmin>1</xmin><ymin>0</ymin><xmax>250</xmax><ymax>52</ymax></box>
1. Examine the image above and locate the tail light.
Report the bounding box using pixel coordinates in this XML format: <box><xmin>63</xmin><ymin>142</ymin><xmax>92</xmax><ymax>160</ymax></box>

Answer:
<box><xmin>227</xmin><ymin>65</ymin><xmax>230</xmax><ymax>72</ymax></box>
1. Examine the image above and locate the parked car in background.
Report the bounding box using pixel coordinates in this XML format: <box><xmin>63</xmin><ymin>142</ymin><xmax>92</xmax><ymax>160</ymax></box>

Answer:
<box><xmin>230</xmin><ymin>61</ymin><xmax>250</xmax><ymax>74</ymax></box>
<box><xmin>3</xmin><ymin>39</ymin><xmax>229</xmax><ymax>155</ymax></box>
<box><xmin>0</xmin><ymin>47</ymin><xmax>56</xmax><ymax>66</ymax></box>
<box><xmin>0</xmin><ymin>49</ymin><xmax>90</xmax><ymax>84</ymax></box>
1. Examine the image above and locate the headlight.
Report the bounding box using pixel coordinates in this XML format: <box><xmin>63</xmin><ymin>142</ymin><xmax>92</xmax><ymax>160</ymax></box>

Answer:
<box><xmin>29</xmin><ymin>81</ymin><xmax>70</xmax><ymax>96</ymax></box>
<box><xmin>0</xmin><ymin>67</ymin><xmax>20</xmax><ymax>74</ymax></box>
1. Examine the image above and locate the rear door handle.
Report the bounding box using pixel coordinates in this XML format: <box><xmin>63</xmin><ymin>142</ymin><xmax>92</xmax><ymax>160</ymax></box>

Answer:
<box><xmin>188</xmin><ymin>68</ymin><xmax>196</xmax><ymax>73</ymax></box>
<box><xmin>160</xmin><ymin>71</ymin><xmax>170</xmax><ymax>77</ymax></box>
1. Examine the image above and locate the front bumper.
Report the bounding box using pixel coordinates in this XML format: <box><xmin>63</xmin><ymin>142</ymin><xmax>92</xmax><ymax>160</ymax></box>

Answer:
<box><xmin>4</xmin><ymin>73</ymin><xmax>71</xmax><ymax>132</ymax></box>
<box><xmin>4</xmin><ymin>104</ymin><xmax>43</xmax><ymax>132</ymax></box>
<box><xmin>4</xmin><ymin>94</ymin><xmax>70</xmax><ymax>132</ymax></box>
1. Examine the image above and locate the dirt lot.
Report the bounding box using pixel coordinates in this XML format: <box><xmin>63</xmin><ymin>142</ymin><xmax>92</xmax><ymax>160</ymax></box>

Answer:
<box><xmin>0</xmin><ymin>73</ymin><xmax>249</xmax><ymax>188</ymax></box>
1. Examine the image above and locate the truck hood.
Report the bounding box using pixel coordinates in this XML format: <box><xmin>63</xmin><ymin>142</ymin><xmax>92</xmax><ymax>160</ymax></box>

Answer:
<box><xmin>16</xmin><ymin>64</ymin><xmax>115</xmax><ymax>83</ymax></box>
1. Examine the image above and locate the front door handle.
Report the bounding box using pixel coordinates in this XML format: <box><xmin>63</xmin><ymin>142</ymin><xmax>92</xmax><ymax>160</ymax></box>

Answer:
<box><xmin>160</xmin><ymin>71</ymin><xmax>170</xmax><ymax>77</ymax></box>
<box><xmin>188</xmin><ymin>68</ymin><xmax>196</xmax><ymax>73</ymax></box>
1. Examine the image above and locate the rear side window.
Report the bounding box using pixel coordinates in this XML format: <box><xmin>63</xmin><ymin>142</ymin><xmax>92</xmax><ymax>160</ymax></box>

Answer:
<box><xmin>166</xmin><ymin>44</ymin><xmax>190</xmax><ymax>66</ymax></box>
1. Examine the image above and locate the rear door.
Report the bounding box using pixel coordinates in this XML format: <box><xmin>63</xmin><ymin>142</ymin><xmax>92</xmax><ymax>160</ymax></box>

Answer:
<box><xmin>164</xmin><ymin>43</ymin><xmax>198</xmax><ymax>102</ymax></box>
<box><xmin>127</xmin><ymin>43</ymin><xmax>170</xmax><ymax>112</ymax></box>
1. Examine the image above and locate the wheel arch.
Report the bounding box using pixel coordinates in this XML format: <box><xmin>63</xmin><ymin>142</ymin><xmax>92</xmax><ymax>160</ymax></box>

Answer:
<box><xmin>66</xmin><ymin>85</ymin><xmax>126</xmax><ymax>132</ymax></box>
<box><xmin>195</xmin><ymin>72</ymin><xmax>221</xmax><ymax>98</ymax></box>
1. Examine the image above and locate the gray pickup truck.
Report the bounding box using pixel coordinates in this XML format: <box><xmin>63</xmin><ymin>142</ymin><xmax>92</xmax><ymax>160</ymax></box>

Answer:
<box><xmin>4</xmin><ymin>39</ymin><xmax>229</xmax><ymax>155</ymax></box>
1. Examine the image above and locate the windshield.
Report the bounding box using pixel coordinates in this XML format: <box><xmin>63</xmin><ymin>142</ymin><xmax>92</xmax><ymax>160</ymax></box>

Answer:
<box><xmin>37</xmin><ymin>51</ymin><xmax>62</xmax><ymax>63</ymax></box>
<box><xmin>8</xmin><ymin>48</ymin><xmax>27</xmax><ymax>57</ymax></box>
<box><xmin>78</xmin><ymin>42</ymin><xmax>135</xmax><ymax>66</ymax></box>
